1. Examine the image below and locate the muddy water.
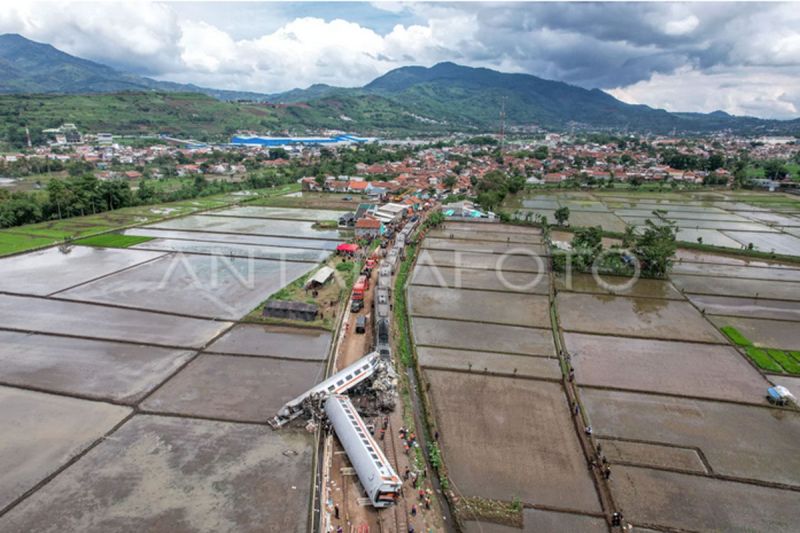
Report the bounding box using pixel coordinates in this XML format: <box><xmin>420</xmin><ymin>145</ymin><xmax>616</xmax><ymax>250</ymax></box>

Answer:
<box><xmin>424</xmin><ymin>370</ymin><xmax>601</xmax><ymax>512</ymax></box>
<box><xmin>419</xmin><ymin>249</ymin><xmax>545</xmax><ymax>272</ymax></box>
<box><xmin>0</xmin><ymin>331</ymin><xmax>194</xmax><ymax>403</ymax></box>
<box><xmin>133</xmin><ymin>238</ymin><xmax>330</xmax><ymax>263</ymax></box>
<box><xmin>126</xmin><ymin>228</ymin><xmax>340</xmax><ymax>250</ymax></box>
<box><xmin>722</xmin><ymin>231</ymin><xmax>800</xmax><ymax>255</ymax></box>
<box><xmin>411</xmin><ymin>264</ymin><xmax>549</xmax><ymax>294</ymax></box>
<box><xmin>582</xmin><ymin>388</ymin><xmax>800</xmax><ymax>487</ymax></box>
<box><xmin>147</xmin><ymin>214</ymin><xmax>345</xmax><ymax>240</ymax></box>
<box><xmin>672</xmin><ymin>262</ymin><xmax>800</xmax><ymax>281</ymax></box>
<box><xmin>564</xmin><ymin>332</ymin><xmax>767</xmax><ymax>402</ymax></box>
<box><xmin>141</xmin><ymin>355</ymin><xmax>325</xmax><ymax>422</ymax></box>
<box><xmin>210</xmin><ymin>206</ymin><xmax>347</xmax><ymax>221</ymax></box>
<box><xmin>611</xmin><ymin>466</ymin><xmax>799</xmax><ymax>533</ymax></box>
<box><xmin>206</xmin><ymin>324</ymin><xmax>331</xmax><ymax>360</ymax></box>
<box><xmin>0</xmin><ymin>387</ymin><xmax>131</xmax><ymax>511</ymax></box>
<box><xmin>0</xmin><ymin>245</ymin><xmax>164</xmax><ymax>296</ymax></box>
<box><xmin>0</xmin><ymin>415</ymin><xmax>313</xmax><ymax>533</ymax></box>
<box><xmin>417</xmin><ymin>347</ymin><xmax>561</xmax><ymax>380</ymax></box>
<box><xmin>423</xmin><ymin>237</ymin><xmax>546</xmax><ymax>255</ymax></box>
<box><xmin>408</xmin><ymin>285</ymin><xmax>550</xmax><ymax>327</ymax></box>
<box><xmin>411</xmin><ymin>316</ymin><xmax>555</xmax><ymax>356</ymax></box>
<box><xmin>60</xmin><ymin>254</ymin><xmax>315</xmax><ymax>319</ymax></box>
<box><xmin>671</xmin><ymin>274</ymin><xmax>800</xmax><ymax>301</ymax></box>
<box><xmin>0</xmin><ymin>294</ymin><xmax>231</xmax><ymax>347</ymax></box>
<box><xmin>555</xmin><ymin>273</ymin><xmax>684</xmax><ymax>300</ymax></box>
<box><xmin>556</xmin><ymin>292</ymin><xmax>726</xmax><ymax>343</ymax></box>
<box><xmin>688</xmin><ymin>294</ymin><xmax>800</xmax><ymax>321</ymax></box>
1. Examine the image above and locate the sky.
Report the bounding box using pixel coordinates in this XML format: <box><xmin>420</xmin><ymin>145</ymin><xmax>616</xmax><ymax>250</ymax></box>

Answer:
<box><xmin>1</xmin><ymin>1</ymin><xmax>799</xmax><ymax>119</ymax></box>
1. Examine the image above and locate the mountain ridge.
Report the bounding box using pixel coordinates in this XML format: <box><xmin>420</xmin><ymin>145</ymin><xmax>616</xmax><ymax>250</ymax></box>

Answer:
<box><xmin>1</xmin><ymin>34</ymin><xmax>798</xmax><ymax>136</ymax></box>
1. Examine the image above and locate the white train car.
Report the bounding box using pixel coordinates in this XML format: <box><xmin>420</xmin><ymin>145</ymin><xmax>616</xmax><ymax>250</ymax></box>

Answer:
<box><xmin>325</xmin><ymin>394</ymin><xmax>402</xmax><ymax>508</ymax></box>
<box><xmin>269</xmin><ymin>352</ymin><xmax>382</xmax><ymax>428</ymax></box>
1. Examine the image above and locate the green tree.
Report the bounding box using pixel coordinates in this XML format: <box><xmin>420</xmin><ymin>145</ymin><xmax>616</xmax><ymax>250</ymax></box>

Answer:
<box><xmin>763</xmin><ymin>160</ymin><xmax>788</xmax><ymax>180</ymax></box>
<box><xmin>554</xmin><ymin>206</ymin><xmax>570</xmax><ymax>226</ymax></box>
<box><xmin>571</xmin><ymin>226</ymin><xmax>603</xmax><ymax>271</ymax></box>
<box><xmin>633</xmin><ymin>219</ymin><xmax>677</xmax><ymax>278</ymax></box>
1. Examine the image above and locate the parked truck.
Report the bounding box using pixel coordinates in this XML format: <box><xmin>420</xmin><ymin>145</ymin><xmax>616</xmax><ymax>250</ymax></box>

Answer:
<box><xmin>351</xmin><ymin>274</ymin><xmax>369</xmax><ymax>312</ymax></box>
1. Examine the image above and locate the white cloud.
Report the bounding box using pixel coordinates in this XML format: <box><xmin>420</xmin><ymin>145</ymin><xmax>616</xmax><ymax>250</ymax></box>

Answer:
<box><xmin>609</xmin><ymin>67</ymin><xmax>800</xmax><ymax>119</ymax></box>
<box><xmin>664</xmin><ymin>15</ymin><xmax>698</xmax><ymax>36</ymax></box>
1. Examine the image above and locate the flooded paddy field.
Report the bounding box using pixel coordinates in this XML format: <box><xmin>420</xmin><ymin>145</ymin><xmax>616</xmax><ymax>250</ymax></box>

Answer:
<box><xmin>0</xmin><ymin>331</ymin><xmax>194</xmax><ymax>403</ymax></box>
<box><xmin>0</xmin><ymin>415</ymin><xmax>313</xmax><ymax>533</ymax></box>
<box><xmin>206</xmin><ymin>324</ymin><xmax>331</xmax><ymax>360</ymax></box>
<box><xmin>428</xmin><ymin>228</ymin><xmax>542</xmax><ymax>244</ymax></box>
<box><xmin>419</xmin><ymin>249</ymin><xmax>545</xmax><ymax>272</ymax></box>
<box><xmin>0</xmin><ymin>294</ymin><xmax>231</xmax><ymax>347</ymax></box>
<box><xmin>610</xmin><ymin>466</ymin><xmax>799</xmax><ymax>532</ymax></box>
<box><xmin>59</xmin><ymin>254</ymin><xmax>315</xmax><ymax>319</ymax></box>
<box><xmin>126</xmin><ymin>227</ymin><xmax>340</xmax><ymax>250</ymax></box>
<box><xmin>675</xmin><ymin>228</ymin><xmax>744</xmax><ymax>248</ymax></box>
<box><xmin>672</xmin><ymin>261</ymin><xmax>800</xmax><ymax>281</ymax></box>
<box><xmin>417</xmin><ymin>347</ymin><xmax>560</xmax><ymax>380</ymax></box>
<box><xmin>444</xmin><ymin>221</ymin><xmax>540</xmax><ymax>235</ymax></box>
<box><xmin>556</xmin><ymin>292</ymin><xmax>726</xmax><ymax>343</ymax></box>
<box><xmin>671</xmin><ymin>274</ymin><xmax>800</xmax><ymax>301</ymax></box>
<box><xmin>0</xmin><ymin>203</ymin><xmax>337</xmax><ymax>530</ymax></box>
<box><xmin>462</xmin><ymin>509</ymin><xmax>607</xmax><ymax>533</ymax></box>
<box><xmin>146</xmin><ymin>214</ymin><xmax>345</xmax><ymax>240</ymax></box>
<box><xmin>0</xmin><ymin>387</ymin><xmax>131</xmax><ymax>511</ymax></box>
<box><xmin>507</xmin><ymin>191</ymin><xmax>800</xmax><ymax>255</ymax></box>
<box><xmin>411</xmin><ymin>264</ymin><xmax>549</xmax><ymax>294</ymax></box>
<box><xmin>141</xmin><ymin>354</ymin><xmax>324</xmax><ymax>423</ymax></box>
<box><xmin>424</xmin><ymin>370</ymin><xmax>600</xmax><ymax>512</ymax></box>
<box><xmin>132</xmin><ymin>237</ymin><xmax>330</xmax><ymax>262</ymax></box>
<box><xmin>209</xmin><ymin>205</ymin><xmax>347</xmax><ymax>221</ymax></box>
<box><xmin>581</xmin><ymin>388</ymin><xmax>800</xmax><ymax>486</ymax></box>
<box><xmin>599</xmin><ymin>439</ymin><xmax>707</xmax><ymax>473</ymax></box>
<box><xmin>709</xmin><ymin>315</ymin><xmax>800</xmax><ymax>350</ymax></box>
<box><xmin>422</xmin><ymin>237</ymin><xmax>546</xmax><ymax>255</ymax></box>
<box><xmin>411</xmin><ymin>317</ymin><xmax>555</xmax><ymax>356</ymax></box>
<box><xmin>408</xmin><ymin>286</ymin><xmax>551</xmax><ymax>327</ymax></box>
<box><xmin>554</xmin><ymin>273</ymin><xmax>684</xmax><ymax>300</ymax></box>
<box><xmin>675</xmin><ymin>248</ymin><xmax>800</xmax><ymax>267</ymax></box>
<box><xmin>0</xmin><ymin>246</ymin><xmax>164</xmax><ymax>296</ymax></box>
<box><xmin>688</xmin><ymin>294</ymin><xmax>800</xmax><ymax>321</ymax></box>
<box><xmin>564</xmin><ymin>333</ymin><xmax>767</xmax><ymax>403</ymax></box>
<box><xmin>723</xmin><ymin>230</ymin><xmax>800</xmax><ymax>255</ymax></box>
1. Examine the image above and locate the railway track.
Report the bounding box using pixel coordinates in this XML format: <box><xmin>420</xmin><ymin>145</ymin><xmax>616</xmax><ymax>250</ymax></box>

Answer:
<box><xmin>378</xmin><ymin>417</ymin><xmax>408</xmax><ymax>533</ymax></box>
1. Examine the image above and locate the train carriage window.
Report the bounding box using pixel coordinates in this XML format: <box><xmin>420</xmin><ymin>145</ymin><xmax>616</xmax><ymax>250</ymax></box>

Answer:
<box><xmin>345</xmin><ymin>374</ymin><xmax>352</xmax><ymax>380</ymax></box>
<box><xmin>354</xmin><ymin>369</ymin><xmax>361</xmax><ymax>376</ymax></box>
<box><xmin>327</xmin><ymin>385</ymin><xmax>335</xmax><ymax>392</ymax></box>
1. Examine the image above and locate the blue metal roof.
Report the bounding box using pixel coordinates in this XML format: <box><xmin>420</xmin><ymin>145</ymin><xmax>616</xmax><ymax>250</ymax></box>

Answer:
<box><xmin>230</xmin><ymin>134</ymin><xmax>371</xmax><ymax>146</ymax></box>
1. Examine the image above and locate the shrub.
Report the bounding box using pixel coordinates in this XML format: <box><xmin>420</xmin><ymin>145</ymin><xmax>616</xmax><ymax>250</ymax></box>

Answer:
<box><xmin>745</xmin><ymin>347</ymin><xmax>783</xmax><ymax>373</ymax></box>
<box><xmin>721</xmin><ymin>326</ymin><xmax>752</xmax><ymax>347</ymax></box>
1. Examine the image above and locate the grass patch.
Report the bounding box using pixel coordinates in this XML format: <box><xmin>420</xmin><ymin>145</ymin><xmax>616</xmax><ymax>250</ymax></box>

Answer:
<box><xmin>0</xmin><ymin>232</ymin><xmax>55</xmax><ymax>255</ymax></box>
<box><xmin>393</xmin><ymin>243</ymin><xmax>416</xmax><ymax>367</ymax></box>
<box><xmin>76</xmin><ymin>234</ymin><xmax>155</xmax><ymax>248</ymax></box>
<box><xmin>767</xmin><ymin>349</ymin><xmax>800</xmax><ymax>375</ymax></box>
<box><xmin>790</xmin><ymin>351</ymin><xmax>800</xmax><ymax>364</ymax></box>
<box><xmin>721</xmin><ymin>326</ymin><xmax>753</xmax><ymax>347</ymax></box>
<box><xmin>745</xmin><ymin>347</ymin><xmax>783</xmax><ymax>373</ymax></box>
<box><xmin>455</xmin><ymin>497</ymin><xmax>523</xmax><ymax>529</ymax></box>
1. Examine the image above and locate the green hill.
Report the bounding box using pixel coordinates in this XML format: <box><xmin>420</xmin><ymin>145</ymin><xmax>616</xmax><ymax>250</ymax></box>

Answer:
<box><xmin>2</xmin><ymin>34</ymin><xmax>798</xmax><ymax>140</ymax></box>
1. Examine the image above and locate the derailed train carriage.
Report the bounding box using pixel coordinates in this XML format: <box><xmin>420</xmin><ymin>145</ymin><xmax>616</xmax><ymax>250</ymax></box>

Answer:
<box><xmin>325</xmin><ymin>394</ymin><xmax>402</xmax><ymax>507</ymax></box>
